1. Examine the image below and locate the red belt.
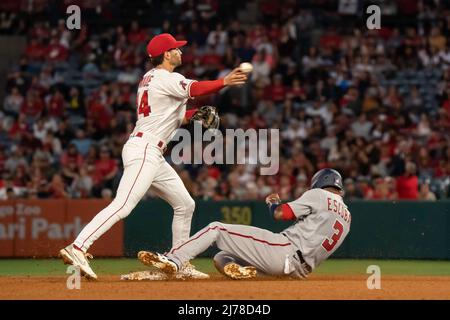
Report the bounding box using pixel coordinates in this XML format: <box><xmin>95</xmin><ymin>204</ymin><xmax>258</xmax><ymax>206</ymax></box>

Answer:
<box><xmin>130</xmin><ymin>132</ymin><xmax>165</xmax><ymax>149</ymax></box>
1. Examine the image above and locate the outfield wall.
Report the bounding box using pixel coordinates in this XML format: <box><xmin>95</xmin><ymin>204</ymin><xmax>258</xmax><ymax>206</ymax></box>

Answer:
<box><xmin>0</xmin><ymin>200</ymin><xmax>122</xmax><ymax>257</ymax></box>
<box><xmin>0</xmin><ymin>200</ymin><xmax>449</xmax><ymax>259</ymax></box>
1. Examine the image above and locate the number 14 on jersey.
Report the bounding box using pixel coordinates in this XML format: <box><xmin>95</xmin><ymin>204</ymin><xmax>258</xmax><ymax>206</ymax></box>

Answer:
<box><xmin>137</xmin><ymin>91</ymin><xmax>151</xmax><ymax>117</ymax></box>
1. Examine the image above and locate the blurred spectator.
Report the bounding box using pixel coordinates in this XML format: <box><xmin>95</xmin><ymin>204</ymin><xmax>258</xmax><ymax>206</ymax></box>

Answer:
<box><xmin>356</xmin><ymin>177</ymin><xmax>374</xmax><ymax>199</ymax></box>
<box><xmin>343</xmin><ymin>178</ymin><xmax>363</xmax><ymax>201</ymax></box>
<box><xmin>46</xmin><ymin>89</ymin><xmax>65</xmax><ymax>118</ymax></box>
<box><xmin>71</xmin><ymin>129</ymin><xmax>93</xmax><ymax>156</ymax></box>
<box><xmin>419</xmin><ymin>180</ymin><xmax>437</xmax><ymax>201</ymax></box>
<box><xmin>101</xmin><ymin>188</ymin><xmax>113</xmax><ymax>200</ymax></box>
<box><xmin>371</xmin><ymin>177</ymin><xmax>396</xmax><ymax>200</ymax></box>
<box><xmin>48</xmin><ymin>174</ymin><xmax>69</xmax><ymax>198</ymax></box>
<box><xmin>207</xmin><ymin>22</ymin><xmax>228</xmax><ymax>56</ymax></box>
<box><xmin>251</xmin><ymin>49</ymin><xmax>271</xmax><ymax>86</ymax></box>
<box><xmin>4</xmin><ymin>147</ymin><xmax>28</xmax><ymax>173</ymax></box>
<box><xmin>3</xmin><ymin>86</ymin><xmax>23</xmax><ymax>117</ymax></box>
<box><xmin>352</xmin><ymin>113</ymin><xmax>373</xmax><ymax>140</ymax></box>
<box><xmin>46</xmin><ymin>37</ymin><xmax>69</xmax><ymax>62</ymax></box>
<box><xmin>428</xmin><ymin>26</ymin><xmax>446</xmax><ymax>51</ymax></box>
<box><xmin>396</xmin><ymin>162</ymin><xmax>419</xmax><ymax>200</ymax></box>
<box><xmin>92</xmin><ymin>146</ymin><xmax>118</xmax><ymax>197</ymax></box>
<box><xmin>21</xmin><ymin>91</ymin><xmax>44</xmax><ymax>123</ymax></box>
<box><xmin>404</xmin><ymin>85</ymin><xmax>423</xmax><ymax>113</ymax></box>
<box><xmin>67</xmin><ymin>87</ymin><xmax>85</xmax><ymax>117</ymax></box>
<box><xmin>70</xmin><ymin>165</ymin><xmax>94</xmax><ymax>198</ymax></box>
<box><xmin>266</xmin><ymin>74</ymin><xmax>286</xmax><ymax>103</ymax></box>
<box><xmin>127</xmin><ymin>20</ymin><xmax>147</xmax><ymax>45</ymax></box>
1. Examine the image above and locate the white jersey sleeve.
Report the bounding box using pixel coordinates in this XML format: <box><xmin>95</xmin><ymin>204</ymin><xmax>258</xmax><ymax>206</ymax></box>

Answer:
<box><xmin>160</xmin><ymin>72</ymin><xmax>196</xmax><ymax>99</ymax></box>
<box><xmin>286</xmin><ymin>189</ymin><xmax>318</xmax><ymax>219</ymax></box>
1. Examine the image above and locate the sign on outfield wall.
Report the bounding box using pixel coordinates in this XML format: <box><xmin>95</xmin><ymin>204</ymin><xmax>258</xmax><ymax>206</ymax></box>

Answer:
<box><xmin>0</xmin><ymin>200</ymin><xmax>123</xmax><ymax>257</ymax></box>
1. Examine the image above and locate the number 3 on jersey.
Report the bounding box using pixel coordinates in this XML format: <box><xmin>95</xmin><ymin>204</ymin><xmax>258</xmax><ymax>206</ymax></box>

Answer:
<box><xmin>138</xmin><ymin>91</ymin><xmax>151</xmax><ymax>117</ymax></box>
<box><xmin>322</xmin><ymin>220</ymin><xmax>344</xmax><ymax>252</ymax></box>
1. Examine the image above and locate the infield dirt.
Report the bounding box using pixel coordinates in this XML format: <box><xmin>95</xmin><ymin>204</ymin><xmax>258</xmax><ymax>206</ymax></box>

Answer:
<box><xmin>1</xmin><ymin>275</ymin><xmax>449</xmax><ymax>300</ymax></box>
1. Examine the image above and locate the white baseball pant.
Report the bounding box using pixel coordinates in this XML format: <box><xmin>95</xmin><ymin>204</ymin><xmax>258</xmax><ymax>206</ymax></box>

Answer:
<box><xmin>73</xmin><ymin>134</ymin><xmax>195</xmax><ymax>252</ymax></box>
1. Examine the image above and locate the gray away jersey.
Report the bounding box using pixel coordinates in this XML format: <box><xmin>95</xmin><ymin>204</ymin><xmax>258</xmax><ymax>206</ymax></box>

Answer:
<box><xmin>282</xmin><ymin>188</ymin><xmax>351</xmax><ymax>270</ymax></box>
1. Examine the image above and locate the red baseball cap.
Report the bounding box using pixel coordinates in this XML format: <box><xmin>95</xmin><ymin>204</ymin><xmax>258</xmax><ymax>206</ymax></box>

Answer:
<box><xmin>146</xmin><ymin>33</ymin><xmax>187</xmax><ymax>57</ymax></box>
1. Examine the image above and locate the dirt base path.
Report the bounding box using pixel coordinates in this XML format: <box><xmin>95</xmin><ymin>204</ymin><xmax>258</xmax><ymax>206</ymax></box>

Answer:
<box><xmin>1</xmin><ymin>275</ymin><xmax>449</xmax><ymax>300</ymax></box>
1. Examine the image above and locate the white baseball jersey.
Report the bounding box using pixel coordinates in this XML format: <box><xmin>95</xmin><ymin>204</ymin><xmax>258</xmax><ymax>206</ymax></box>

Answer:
<box><xmin>282</xmin><ymin>188</ymin><xmax>351</xmax><ymax>269</ymax></box>
<box><xmin>134</xmin><ymin>68</ymin><xmax>197</xmax><ymax>143</ymax></box>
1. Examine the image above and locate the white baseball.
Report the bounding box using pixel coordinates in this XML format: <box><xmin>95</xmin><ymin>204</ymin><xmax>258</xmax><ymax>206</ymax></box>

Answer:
<box><xmin>239</xmin><ymin>62</ymin><xmax>253</xmax><ymax>74</ymax></box>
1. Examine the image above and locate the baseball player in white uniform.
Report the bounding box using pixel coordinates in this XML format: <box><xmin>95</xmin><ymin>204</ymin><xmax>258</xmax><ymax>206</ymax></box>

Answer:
<box><xmin>138</xmin><ymin>168</ymin><xmax>351</xmax><ymax>279</ymax></box>
<box><xmin>60</xmin><ymin>33</ymin><xmax>248</xmax><ymax>280</ymax></box>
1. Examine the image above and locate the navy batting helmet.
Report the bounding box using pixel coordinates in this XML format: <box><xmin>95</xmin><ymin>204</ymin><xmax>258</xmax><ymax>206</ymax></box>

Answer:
<box><xmin>310</xmin><ymin>168</ymin><xmax>344</xmax><ymax>191</ymax></box>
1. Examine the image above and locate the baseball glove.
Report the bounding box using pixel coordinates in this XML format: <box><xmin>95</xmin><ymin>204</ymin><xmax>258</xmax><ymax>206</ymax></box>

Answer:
<box><xmin>190</xmin><ymin>106</ymin><xmax>220</xmax><ymax>130</ymax></box>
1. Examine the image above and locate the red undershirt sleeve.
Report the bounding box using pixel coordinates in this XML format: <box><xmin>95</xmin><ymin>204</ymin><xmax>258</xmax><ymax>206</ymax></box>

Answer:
<box><xmin>184</xmin><ymin>109</ymin><xmax>198</xmax><ymax>121</ymax></box>
<box><xmin>281</xmin><ymin>203</ymin><xmax>296</xmax><ymax>221</ymax></box>
<box><xmin>189</xmin><ymin>79</ymin><xmax>225</xmax><ymax>97</ymax></box>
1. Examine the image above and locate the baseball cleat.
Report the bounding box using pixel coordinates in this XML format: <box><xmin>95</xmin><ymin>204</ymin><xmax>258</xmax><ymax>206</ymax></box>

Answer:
<box><xmin>138</xmin><ymin>251</ymin><xmax>178</xmax><ymax>274</ymax></box>
<box><xmin>59</xmin><ymin>244</ymin><xmax>98</xmax><ymax>280</ymax></box>
<box><xmin>175</xmin><ymin>262</ymin><xmax>210</xmax><ymax>280</ymax></box>
<box><xmin>223</xmin><ymin>262</ymin><xmax>257</xmax><ymax>280</ymax></box>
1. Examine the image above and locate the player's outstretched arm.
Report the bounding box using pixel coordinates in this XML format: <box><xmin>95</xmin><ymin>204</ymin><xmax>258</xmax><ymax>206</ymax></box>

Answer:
<box><xmin>223</xmin><ymin>67</ymin><xmax>248</xmax><ymax>86</ymax></box>
<box><xmin>188</xmin><ymin>68</ymin><xmax>248</xmax><ymax>98</ymax></box>
<box><xmin>266</xmin><ymin>193</ymin><xmax>282</xmax><ymax>220</ymax></box>
<box><xmin>265</xmin><ymin>193</ymin><xmax>296</xmax><ymax>221</ymax></box>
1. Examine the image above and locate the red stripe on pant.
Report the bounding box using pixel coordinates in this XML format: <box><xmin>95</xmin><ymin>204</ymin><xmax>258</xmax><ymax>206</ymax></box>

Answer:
<box><xmin>80</xmin><ymin>143</ymin><xmax>149</xmax><ymax>249</ymax></box>
<box><xmin>170</xmin><ymin>225</ymin><xmax>291</xmax><ymax>254</ymax></box>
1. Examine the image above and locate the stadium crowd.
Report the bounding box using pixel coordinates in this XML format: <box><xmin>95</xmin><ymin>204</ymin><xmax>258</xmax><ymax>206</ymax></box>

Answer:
<box><xmin>1</xmin><ymin>0</ymin><xmax>450</xmax><ymax>201</ymax></box>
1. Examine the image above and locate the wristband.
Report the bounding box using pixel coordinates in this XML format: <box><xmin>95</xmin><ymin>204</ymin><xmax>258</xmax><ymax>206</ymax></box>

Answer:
<box><xmin>268</xmin><ymin>202</ymin><xmax>280</xmax><ymax>217</ymax></box>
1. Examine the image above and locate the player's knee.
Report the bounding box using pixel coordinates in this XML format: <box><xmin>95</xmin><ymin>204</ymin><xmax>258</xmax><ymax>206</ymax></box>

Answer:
<box><xmin>213</xmin><ymin>252</ymin><xmax>235</xmax><ymax>267</ymax></box>
<box><xmin>119</xmin><ymin>202</ymin><xmax>138</xmax><ymax>219</ymax></box>
<box><xmin>185</xmin><ymin>197</ymin><xmax>195</xmax><ymax>214</ymax></box>
<box><xmin>208</xmin><ymin>221</ymin><xmax>224</xmax><ymax>229</ymax></box>
<box><xmin>116</xmin><ymin>207</ymin><xmax>131</xmax><ymax>220</ymax></box>
<box><xmin>115</xmin><ymin>194</ymin><xmax>141</xmax><ymax>219</ymax></box>
<box><xmin>174</xmin><ymin>196</ymin><xmax>195</xmax><ymax>215</ymax></box>
<box><xmin>105</xmin><ymin>200</ymin><xmax>131</xmax><ymax>220</ymax></box>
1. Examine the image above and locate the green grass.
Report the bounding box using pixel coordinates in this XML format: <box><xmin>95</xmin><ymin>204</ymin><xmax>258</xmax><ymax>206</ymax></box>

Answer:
<box><xmin>0</xmin><ymin>258</ymin><xmax>449</xmax><ymax>276</ymax></box>
<box><xmin>313</xmin><ymin>259</ymin><xmax>450</xmax><ymax>276</ymax></box>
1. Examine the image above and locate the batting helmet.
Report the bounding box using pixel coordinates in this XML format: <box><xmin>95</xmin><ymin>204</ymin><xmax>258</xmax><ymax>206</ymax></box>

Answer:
<box><xmin>310</xmin><ymin>168</ymin><xmax>344</xmax><ymax>191</ymax></box>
